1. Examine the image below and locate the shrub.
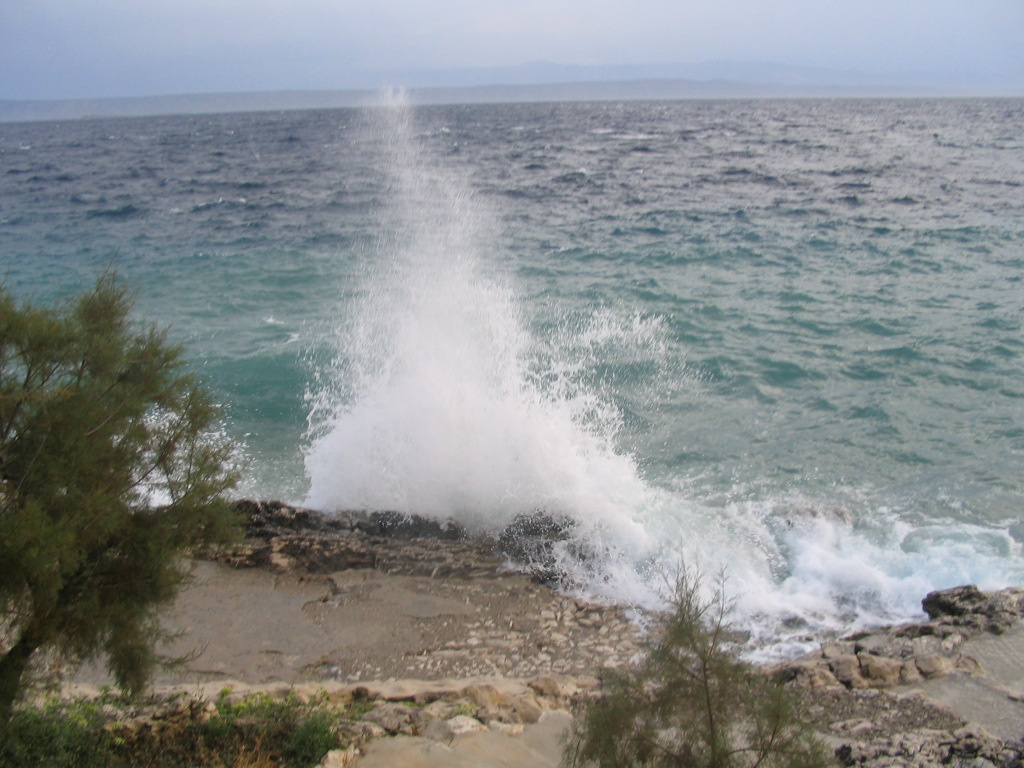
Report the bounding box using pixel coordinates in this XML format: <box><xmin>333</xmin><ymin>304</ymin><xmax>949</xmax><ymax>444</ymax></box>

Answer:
<box><xmin>0</xmin><ymin>274</ymin><xmax>239</xmax><ymax>729</ymax></box>
<box><xmin>0</xmin><ymin>690</ymin><xmax>342</xmax><ymax>768</ymax></box>
<box><xmin>563</xmin><ymin>573</ymin><xmax>831</xmax><ymax>768</ymax></box>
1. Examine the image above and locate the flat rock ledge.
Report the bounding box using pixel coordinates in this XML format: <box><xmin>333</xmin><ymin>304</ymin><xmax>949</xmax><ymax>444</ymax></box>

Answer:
<box><xmin>190</xmin><ymin>501</ymin><xmax>1024</xmax><ymax>767</ymax></box>
<box><xmin>201</xmin><ymin>500</ymin><xmax>643</xmax><ymax>680</ymax></box>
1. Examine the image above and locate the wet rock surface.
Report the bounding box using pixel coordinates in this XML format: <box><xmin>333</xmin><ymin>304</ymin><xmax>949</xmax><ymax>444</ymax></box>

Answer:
<box><xmin>215</xmin><ymin>500</ymin><xmax>508</xmax><ymax>579</ymax></box>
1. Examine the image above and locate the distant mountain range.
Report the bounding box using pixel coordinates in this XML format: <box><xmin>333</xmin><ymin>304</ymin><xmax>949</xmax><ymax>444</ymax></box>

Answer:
<box><xmin>2</xmin><ymin>61</ymin><xmax>1021</xmax><ymax>122</ymax></box>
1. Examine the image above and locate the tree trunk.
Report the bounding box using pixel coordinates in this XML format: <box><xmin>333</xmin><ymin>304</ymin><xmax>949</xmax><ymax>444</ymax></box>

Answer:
<box><xmin>0</xmin><ymin>630</ymin><xmax>40</xmax><ymax>732</ymax></box>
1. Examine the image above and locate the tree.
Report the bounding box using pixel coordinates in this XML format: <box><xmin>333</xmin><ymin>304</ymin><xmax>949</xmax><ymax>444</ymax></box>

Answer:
<box><xmin>0</xmin><ymin>275</ymin><xmax>239</xmax><ymax>730</ymax></box>
<box><xmin>563</xmin><ymin>572</ymin><xmax>831</xmax><ymax>768</ymax></box>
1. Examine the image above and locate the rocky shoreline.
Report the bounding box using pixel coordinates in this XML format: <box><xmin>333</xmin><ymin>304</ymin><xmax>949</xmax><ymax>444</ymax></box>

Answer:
<box><xmin>63</xmin><ymin>500</ymin><xmax>1024</xmax><ymax>767</ymax></box>
<box><xmin>206</xmin><ymin>500</ymin><xmax>645</xmax><ymax>681</ymax></box>
<box><xmin>779</xmin><ymin>584</ymin><xmax>1024</xmax><ymax>690</ymax></box>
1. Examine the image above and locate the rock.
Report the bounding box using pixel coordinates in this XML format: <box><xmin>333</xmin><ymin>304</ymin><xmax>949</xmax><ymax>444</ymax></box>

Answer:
<box><xmin>509</xmin><ymin>692</ymin><xmax>545</xmax><ymax>724</ymax></box>
<box><xmin>922</xmin><ymin>585</ymin><xmax>1024</xmax><ymax>635</ymax></box>
<box><xmin>317</xmin><ymin>746</ymin><xmax>358</xmax><ymax>768</ymax></box>
<box><xmin>858</xmin><ymin>655</ymin><xmax>903</xmax><ymax>687</ymax></box>
<box><xmin>366</xmin><ymin>511</ymin><xmax>466</xmax><ymax>540</ymax></box>
<box><xmin>822</xmin><ymin>641</ymin><xmax>856</xmax><ymax>659</ymax></box>
<box><xmin>354</xmin><ymin>721</ymin><xmax>388</xmax><ymax>741</ymax></box>
<box><xmin>528</xmin><ymin>675</ymin><xmax>578</xmax><ymax>700</ymax></box>
<box><xmin>854</xmin><ymin>634</ymin><xmax>906</xmax><ymax>658</ymax></box>
<box><xmin>362</xmin><ymin>702</ymin><xmax>428</xmax><ymax>735</ymax></box>
<box><xmin>777</xmin><ymin>660</ymin><xmax>842</xmax><ymax>688</ymax></box>
<box><xmin>497</xmin><ymin>512</ymin><xmax>579</xmax><ymax>584</ymax></box>
<box><xmin>422</xmin><ymin>715</ymin><xmax>487</xmax><ymax>742</ymax></box>
<box><xmin>915</xmin><ymin>654</ymin><xmax>953</xmax><ymax>679</ymax></box>
<box><xmin>830</xmin><ymin>656</ymin><xmax>868</xmax><ymax>689</ymax></box>
<box><xmin>898</xmin><ymin>661</ymin><xmax>922</xmax><ymax>685</ymax></box>
<box><xmin>213</xmin><ymin>499</ymin><xmax>616</xmax><ymax>582</ymax></box>
<box><xmin>445</xmin><ymin>715</ymin><xmax>488</xmax><ymax>737</ymax></box>
<box><xmin>487</xmin><ymin>721</ymin><xmax>526</xmax><ymax>736</ymax></box>
<box><xmin>954</xmin><ymin>654</ymin><xmax>983</xmax><ymax>674</ymax></box>
<box><xmin>923</xmin><ymin>585</ymin><xmax>988</xmax><ymax>619</ymax></box>
<box><xmin>909</xmin><ymin>635</ymin><xmax>944</xmax><ymax>657</ymax></box>
<box><xmin>420</xmin><ymin>700</ymin><xmax>461</xmax><ymax>721</ymax></box>
<box><xmin>462</xmin><ymin>684</ymin><xmax>508</xmax><ymax>710</ymax></box>
<box><xmin>474</xmin><ymin>705</ymin><xmax>518</xmax><ymax>725</ymax></box>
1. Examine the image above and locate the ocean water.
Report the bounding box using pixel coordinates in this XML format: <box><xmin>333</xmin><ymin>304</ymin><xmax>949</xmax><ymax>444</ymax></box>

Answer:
<box><xmin>2</xmin><ymin>96</ymin><xmax>1022</xmax><ymax>657</ymax></box>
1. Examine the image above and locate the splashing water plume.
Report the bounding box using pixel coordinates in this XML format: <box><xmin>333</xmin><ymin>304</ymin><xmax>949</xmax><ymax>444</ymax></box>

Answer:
<box><xmin>304</xmin><ymin>96</ymin><xmax>1023</xmax><ymax>659</ymax></box>
<box><xmin>303</xmin><ymin>95</ymin><xmax>651</xmax><ymax>549</ymax></box>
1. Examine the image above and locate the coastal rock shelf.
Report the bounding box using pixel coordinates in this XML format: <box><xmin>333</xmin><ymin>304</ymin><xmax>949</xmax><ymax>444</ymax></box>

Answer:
<box><xmin>778</xmin><ymin>584</ymin><xmax>1024</xmax><ymax>765</ymax></box>
<box><xmin>216</xmin><ymin>499</ymin><xmax>581</xmax><ymax>582</ymax></box>
<box><xmin>194</xmin><ymin>499</ymin><xmax>644</xmax><ymax>682</ymax></box>
<box><xmin>778</xmin><ymin>584</ymin><xmax>1024</xmax><ymax>691</ymax></box>
<box><xmin>60</xmin><ymin>499</ymin><xmax>1024</xmax><ymax>767</ymax></box>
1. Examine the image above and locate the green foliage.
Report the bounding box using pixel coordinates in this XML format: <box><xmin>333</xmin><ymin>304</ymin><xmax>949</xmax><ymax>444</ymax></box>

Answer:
<box><xmin>0</xmin><ymin>274</ymin><xmax>240</xmax><ymax>728</ymax></box>
<box><xmin>564</xmin><ymin>573</ymin><xmax>832</xmax><ymax>768</ymax></box>
<box><xmin>0</xmin><ymin>696</ymin><xmax>112</xmax><ymax>768</ymax></box>
<box><xmin>0</xmin><ymin>691</ymin><xmax>342</xmax><ymax>768</ymax></box>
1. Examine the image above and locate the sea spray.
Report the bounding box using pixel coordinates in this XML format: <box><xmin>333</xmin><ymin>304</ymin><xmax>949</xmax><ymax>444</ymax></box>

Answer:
<box><xmin>301</xmin><ymin>97</ymin><xmax>1024</xmax><ymax>659</ymax></box>
<box><xmin>303</xmin><ymin>96</ymin><xmax>653</xmax><ymax>559</ymax></box>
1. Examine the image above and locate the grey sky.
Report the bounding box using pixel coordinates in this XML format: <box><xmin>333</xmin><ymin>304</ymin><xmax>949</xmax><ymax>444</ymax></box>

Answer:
<box><xmin>2</xmin><ymin>0</ymin><xmax>1022</xmax><ymax>100</ymax></box>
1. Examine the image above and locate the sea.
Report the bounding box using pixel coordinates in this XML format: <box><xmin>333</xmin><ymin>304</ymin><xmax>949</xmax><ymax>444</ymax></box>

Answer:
<box><xmin>1</xmin><ymin>95</ymin><xmax>1022</xmax><ymax>658</ymax></box>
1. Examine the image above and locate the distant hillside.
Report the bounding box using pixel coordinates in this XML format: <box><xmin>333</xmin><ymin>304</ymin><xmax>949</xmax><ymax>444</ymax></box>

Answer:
<box><xmin>2</xmin><ymin>71</ymin><xmax>1020</xmax><ymax>123</ymax></box>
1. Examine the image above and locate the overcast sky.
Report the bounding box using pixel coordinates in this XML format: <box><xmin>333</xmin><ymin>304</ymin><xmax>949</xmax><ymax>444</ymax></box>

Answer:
<box><xmin>2</xmin><ymin>0</ymin><xmax>1022</xmax><ymax>100</ymax></box>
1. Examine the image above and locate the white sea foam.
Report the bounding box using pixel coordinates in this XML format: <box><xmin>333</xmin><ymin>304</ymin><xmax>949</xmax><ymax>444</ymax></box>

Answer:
<box><xmin>304</xmin><ymin>96</ymin><xmax>1024</xmax><ymax>658</ymax></box>
<box><xmin>305</xmin><ymin>96</ymin><xmax>648</xmax><ymax>538</ymax></box>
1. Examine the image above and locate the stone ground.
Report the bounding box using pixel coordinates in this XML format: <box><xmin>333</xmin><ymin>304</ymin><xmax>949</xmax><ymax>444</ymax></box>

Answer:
<box><xmin>64</xmin><ymin>502</ymin><xmax>1024</xmax><ymax>767</ymax></box>
<box><xmin>104</xmin><ymin>559</ymin><xmax>643</xmax><ymax>684</ymax></box>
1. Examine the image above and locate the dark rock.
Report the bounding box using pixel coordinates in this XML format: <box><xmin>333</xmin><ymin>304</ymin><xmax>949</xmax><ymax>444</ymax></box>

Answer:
<box><xmin>497</xmin><ymin>511</ymin><xmax>591</xmax><ymax>585</ymax></box>
<box><xmin>367</xmin><ymin>510</ymin><xmax>467</xmax><ymax>539</ymax></box>
<box><xmin>922</xmin><ymin>585</ymin><xmax>1024</xmax><ymax>634</ymax></box>
<box><xmin>362</xmin><ymin>702</ymin><xmax>428</xmax><ymax>735</ymax></box>
<box><xmin>213</xmin><ymin>499</ymin><xmax>600</xmax><ymax>581</ymax></box>
<box><xmin>923</xmin><ymin>585</ymin><xmax>987</xmax><ymax>619</ymax></box>
<box><xmin>499</xmin><ymin>512</ymin><xmax>574</xmax><ymax>559</ymax></box>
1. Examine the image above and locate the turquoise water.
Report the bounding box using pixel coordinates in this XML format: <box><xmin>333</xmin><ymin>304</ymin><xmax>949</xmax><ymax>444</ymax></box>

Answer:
<box><xmin>1</xmin><ymin>97</ymin><xmax>1022</xmax><ymax>655</ymax></box>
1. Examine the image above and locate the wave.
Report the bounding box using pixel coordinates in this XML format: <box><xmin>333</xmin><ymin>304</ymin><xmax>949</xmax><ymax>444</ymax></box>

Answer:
<box><xmin>303</xmin><ymin>95</ymin><xmax>1023</xmax><ymax>659</ymax></box>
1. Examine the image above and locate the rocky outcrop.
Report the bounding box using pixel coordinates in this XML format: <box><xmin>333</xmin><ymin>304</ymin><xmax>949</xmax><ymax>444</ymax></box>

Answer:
<box><xmin>213</xmin><ymin>500</ymin><xmax>503</xmax><ymax>578</ymax></box>
<box><xmin>922</xmin><ymin>584</ymin><xmax>1024</xmax><ymax>634</ymax></box>
<box><xmin>203</xmin><ymin>503</ymin><xmax>1024</xmax><ymax>766</ymax></box>
<box><xmin>835</xmin><ymin>723</ymin><xmax>1023</xmax><ymax>768</ymax></box>
<box><xmin>777</xmin><ymin>585</ymin><xmax>1024</xmax><ymax>691</ymax></box>
<box><xmin>212</xmin><ymin>500</ymin><xmax>584</xmax><ymax>583</ymax></box>
<box><xmin>779</xmin><ymin>585</ymin><xmax>1024</xmax><ymax>767</ymax></box>
<box><xmin>202</xmin><ymin>500</ymin><xmax>643</xmax><ymax>682</ymax></box>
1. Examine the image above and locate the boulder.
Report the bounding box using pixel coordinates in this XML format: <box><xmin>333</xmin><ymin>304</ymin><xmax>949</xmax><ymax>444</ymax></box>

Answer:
<box><xmin>858</xmin><ymin>655</ymin><xmax>903</xmax><ymax>687</ymax></box>
<box><xmin>914</xmin><ymin>654</ymin><xmax>954</xmax><ymax>679</ymax></box>
<box><xmin>923</xmin><ymin>585</ymin><xmax>988</xmax><ymax>619</ymax></box>
<box><xmin>830</xmin><ymin>655</ymin><xmax>868</xmax><ymax>689</ymax></box>
<box><xmin>461</xmin><ymin>684</ymin><xmax>508</xmax><ymax>710</ymax></box>
<box><xmin>362</xmin><ymin>702</ymin><xmax>429</xmax><ymax>735</ymax></box>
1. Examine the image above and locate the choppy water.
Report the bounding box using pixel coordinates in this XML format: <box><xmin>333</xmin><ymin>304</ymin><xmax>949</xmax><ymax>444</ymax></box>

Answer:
<box><xmin>2</xmin><ymin>96</ymin><xmax>1022</xmax><ymax>656</ymax></box>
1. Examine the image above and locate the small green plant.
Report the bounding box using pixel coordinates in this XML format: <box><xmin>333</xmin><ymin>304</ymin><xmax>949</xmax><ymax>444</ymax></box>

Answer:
<box><xmin>0</xmin><ymin>690</ymin><xmax>343</xmax><ymax>768</ymax></box>
<box><xmin>563</xmin><ymin>572</ymin><xmax>831</xmax><ymax>768</ymax></box>
<box><xmin>452</xmin><ymin>700</ymin><xmax>479</xmax><ymax>719</ymax></box>
<box><xmin>0</xmin><ymin>697</ymin><xmax>116</xmax><ymax>768</ymax></box>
